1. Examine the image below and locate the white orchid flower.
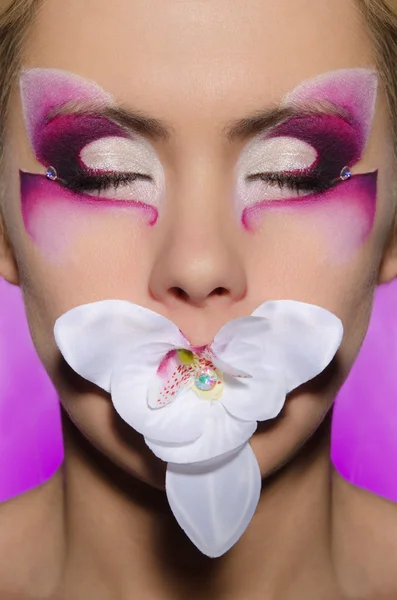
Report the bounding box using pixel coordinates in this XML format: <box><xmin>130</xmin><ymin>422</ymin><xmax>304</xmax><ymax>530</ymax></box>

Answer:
<box><xmin>54</xmin><ymin>299</ymin><xmax>343</xmax><ymax>557</ymax></box>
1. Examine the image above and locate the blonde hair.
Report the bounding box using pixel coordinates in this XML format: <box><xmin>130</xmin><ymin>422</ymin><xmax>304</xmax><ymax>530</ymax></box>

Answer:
<box><xmin>359</xmin><ymin>1</ymin><xmax>397</xmax><ymax>154</ymax></box>
<box><xmin>0</xmin><ymin>0</ymin><xmax>38</xmax><ymax>161</ymax></box>
<box><xmin>0</xmin><ymin>0</ymin><xmax>38</xmax><ymax>247</ymax></box>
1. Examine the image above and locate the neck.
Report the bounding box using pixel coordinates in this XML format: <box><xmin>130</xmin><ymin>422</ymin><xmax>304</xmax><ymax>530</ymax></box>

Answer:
<box><xmin>50</xmin><ymin>410</ymin><xmax>348</xmax><ymax>600</ymax></box>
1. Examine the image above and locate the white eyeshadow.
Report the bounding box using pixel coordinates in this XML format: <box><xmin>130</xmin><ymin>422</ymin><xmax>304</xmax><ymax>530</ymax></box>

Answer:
<box><xmin>79</xmin><ymin>136</ymin><xmax>165</xmax><ymax>206</ymax></box>
<box><xmin>234</xmin><ymin>135</ymin><xmax>318</xmax><ymax>209</ymax></box>
<box><xmin>237</xmin><ymin>136</ymin><xmax>317</xmax><ymax>174</ymax></box>
<box><xmin>80</xmin><ymin>136</ymin><xmax>162</xmax><ymax>175</ymax></box>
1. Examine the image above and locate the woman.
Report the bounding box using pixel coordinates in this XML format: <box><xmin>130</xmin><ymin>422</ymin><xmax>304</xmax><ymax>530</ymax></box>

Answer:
<box><xmin>0</xmin><ymin>0</ymin><xmax>397</xmax><ymax>598</ymax></box>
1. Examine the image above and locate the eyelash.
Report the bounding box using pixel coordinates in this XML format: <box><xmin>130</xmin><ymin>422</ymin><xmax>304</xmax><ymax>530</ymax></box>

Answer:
<box><xmin>59</xmin><ymin>168</ymin><xmax>334</xmax><ymax>196</ymax></box>
<box><xmin>246</xmin><ymin>171</ymin><xmax>335</xmax><ymax>194</ymax></box>
<box><xmin>60</xmin><ymin>171</ymin><xmax>152</xmax><ymax>193</ymax></box>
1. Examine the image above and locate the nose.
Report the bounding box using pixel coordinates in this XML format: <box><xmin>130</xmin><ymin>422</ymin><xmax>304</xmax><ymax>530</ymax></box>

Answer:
<box><xmin>149</xmin><ymin>165</ymin><xmax>247</xmax><ymax>336</ymax></box>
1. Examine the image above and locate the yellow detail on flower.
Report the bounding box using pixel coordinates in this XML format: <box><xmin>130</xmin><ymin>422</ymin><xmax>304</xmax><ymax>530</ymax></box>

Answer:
<box><xmin>177</xmin><ymin>349</ymin><xmax>195</xmax><ymax>365</ymax></box>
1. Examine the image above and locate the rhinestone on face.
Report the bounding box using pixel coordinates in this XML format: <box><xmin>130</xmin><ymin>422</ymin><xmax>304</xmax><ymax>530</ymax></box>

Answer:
<box><xmin>194</xmin><ymin>367</ymin><xmax>218</xmax><ymax>391</ymax></box>
<box><xmin>340</xmin><ymin>166</ymin><xmax>352</xmax><ymax>181</ymax></box>
<box><xmin>45</xmin><ymin>166</ymin><xmax>58</xmax><ymax>181</ymax></box>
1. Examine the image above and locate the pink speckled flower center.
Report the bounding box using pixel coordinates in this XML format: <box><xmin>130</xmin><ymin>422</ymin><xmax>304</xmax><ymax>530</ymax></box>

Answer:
<box><xmin>157</xmin><ymin>349</ymin><xmax>224</xmax><ymax>406</ymax></box>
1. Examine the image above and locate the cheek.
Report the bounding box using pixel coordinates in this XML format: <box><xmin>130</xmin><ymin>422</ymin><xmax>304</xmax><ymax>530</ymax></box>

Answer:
<box><xmin>241</xmin><ymin>173</ymin><xmax>377</xmax><ymax>264</ymax></box>
<box><xmin>20</xmin><ymin>173</ymin><xmax>158</xmax><ymax>261</ymax></box>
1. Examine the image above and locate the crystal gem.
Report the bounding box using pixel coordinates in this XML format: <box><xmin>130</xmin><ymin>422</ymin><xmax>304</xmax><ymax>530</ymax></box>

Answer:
<box><xmin>194</xmin><ymin>367</ymin><xmax>218</xmax><ymax>391</ymax></box>
<box><xmin>340</xmin><ymin>166</ymin><xmax>352</xmax><ymax>181</ymax></box>
<box><xmin>45</xmin><ymin>166</ymin><xmax>58</xmax><ymax>181</ymax></box>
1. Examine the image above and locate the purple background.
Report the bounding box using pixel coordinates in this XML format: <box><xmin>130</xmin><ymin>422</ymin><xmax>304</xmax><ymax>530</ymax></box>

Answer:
<box><xmin>0</xmin><ymin>276</ymin><xmax>396</xmax><ymax>503</ymax></box>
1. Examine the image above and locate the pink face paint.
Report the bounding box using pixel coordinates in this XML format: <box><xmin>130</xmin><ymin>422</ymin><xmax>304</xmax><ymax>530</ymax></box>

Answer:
<box><xmin>237</xmin><ymin>68</ymin><xmax>379</xmax><ymax>257</ymax></box>
<box><xmin>243</xmin><ymin>172</ymin><xmax>377</xmax><ymax>261</ymax></box>
<box><xmin>283</xmin><ymin>68</ymin><xmax>378</xmax><ymax>148</ymax></box>
<box><xmin>33</xmin><ymin>113</ymin><xmax>130</xmax><ymax>177</ymax></box>
<box><xmin>20</xmin><ymin>68</ymin><xmax>115</xmax><ymax>153</ymax></box>
<box><xmin>243</xmin><ymin>171</ymin><xmax>376</xmax><ymax>227</ymax></box>
<box><xmin>20</xmin><ymin>171</ymin><xmax>158</xmax><ymax>256</ymax></box>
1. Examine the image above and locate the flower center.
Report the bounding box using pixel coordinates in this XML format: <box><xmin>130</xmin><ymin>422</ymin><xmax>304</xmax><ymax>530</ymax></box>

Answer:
<box><xmin>194</xmin><ymin>367</ymin><xmax>218</xmax><ymax>391</ymax></box>
<box><xmin>177</xmin><ymin>349</ymin><xmax>195</xmax><ymax>364</ymax></box>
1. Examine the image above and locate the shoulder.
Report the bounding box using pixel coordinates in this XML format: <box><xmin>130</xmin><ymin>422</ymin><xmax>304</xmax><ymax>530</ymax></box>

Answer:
<box><xmin>332</xmin><ymin>469</ymin><xmax>397</xmax><ymax>599</ymax></box>
<box><xmin>0</xmin><ymin>471</ymin><xmax>64</xmax><ymax>600</ymax></box>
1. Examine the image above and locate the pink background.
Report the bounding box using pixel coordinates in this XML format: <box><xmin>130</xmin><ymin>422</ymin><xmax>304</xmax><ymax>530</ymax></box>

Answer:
<box><xmin>1</xmin><ymin>276</ymin><xmax>396</xmax><ymax>502</ymax></box>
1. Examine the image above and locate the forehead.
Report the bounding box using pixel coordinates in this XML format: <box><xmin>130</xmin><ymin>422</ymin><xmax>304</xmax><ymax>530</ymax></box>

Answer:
<box><xmin>25</xmin><ymin>0</ymin><xmax>372</xmax><ymax>124</ymax></box>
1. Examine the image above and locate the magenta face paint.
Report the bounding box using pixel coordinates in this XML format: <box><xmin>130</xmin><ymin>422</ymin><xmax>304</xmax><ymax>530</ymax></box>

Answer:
<box><xmin>19</xmin><ymin>69</ymin><xmax>165</xmax><ymax>253</ymax></box>
<box><xmin>21</xmin><ymin>172</ymin><xmax>158</xmax><ymax>223</ymax></box>
<box><xmin>34</xmin><ymin>113</ymin><xmax>130</xmax><ymax>179</ymax></box>
<box><xmin>236</xmin><ymin>69</ymin><xmax>378</xmax><ymax>258</ymax></box>
<box><xmin>20</xmin><ymin>172</ymin><xmax>158</xmax><ymax>257</ymax></box>
<box><xmin>267</xmin><ymin>113</ymin><xmax>363</xmax><ymax>181</ymax></box>
<box><xmin>20</xmin><ymin>68</ymin><xmax>115</xmax><ymax>153</ymax></box>
<box><xmin>243</xmin><ymin>172</ymin><xmax>377</xmax><ymax>249</ymax></box>
<box><xmin>283</xmin><ymin>68</ymin><xmax>378</xmax><ymax>147</ymax></box>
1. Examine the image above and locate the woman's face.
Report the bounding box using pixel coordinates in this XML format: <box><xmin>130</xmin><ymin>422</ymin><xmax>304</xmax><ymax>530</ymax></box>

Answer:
<box><xmin>1</xmin><ymin>0</ymin><xmax>396</xmax><ymax>488</ymax></box>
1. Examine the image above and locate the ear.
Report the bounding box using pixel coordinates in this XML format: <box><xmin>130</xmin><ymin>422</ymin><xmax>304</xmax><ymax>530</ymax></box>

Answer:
<box><xmin>0</xmin><ymin>215</ymin><xmax>19</xmax><ymax>286</ymax></box>
<box><xmin>378</xmin><ymin>226</ymin><xmax>397</xmax><ymax>284</ymax></box>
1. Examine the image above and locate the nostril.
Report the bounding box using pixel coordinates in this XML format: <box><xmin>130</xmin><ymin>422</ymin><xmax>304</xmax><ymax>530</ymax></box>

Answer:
<box><xmin>212</xmin><ymin>287</ymin><xmax>228</xmax><ymax>297</ymax></box>
<box><xmin>170</xmin><ymin>287</ymin><xmax>189</xmax><ymax>301</ymax></box>
<box><xmin>169</xmin><ymin>286</ymin><xmax>229</xmax><ymax>302</ymax></box>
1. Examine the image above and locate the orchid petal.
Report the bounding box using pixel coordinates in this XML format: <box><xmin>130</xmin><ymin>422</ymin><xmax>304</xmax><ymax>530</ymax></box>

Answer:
<box><xmin>250</xmin><ymin>300</ymin><xmax>343</xmax><ymax>391</ymax></box>
<box><xmin>209</xmin><ymin>355</ymin><xmax>252</xmax><ymax>378</ymax></box>
<box><xmin>211</xmin><ymin>319</ymin><xmax>273</xmax><ymax>376</ymax></box>
<box><xmin>221</xmin><ymin>368</ymin><xmax>287</xmax><ymax>422</ymax></box>
<box><xmin>200</xmin><ymin>347</ymin><xmax>251</xmax><ymax>378</ymax></box>
<box><xmin>54</xmin><ymin>300</ymin><xmax>186</xmax><ymax>392</ymax></box>
<box><xmin>212</xmin><ymin>300</ymin><xmax>343</xmax><ymax>392</ymax></box>
<box><xmin>166</xmin><ymin>444</ymin><xmax>261</xmax><ymax>557</ymax></box>
<box><xmin>111</xmin><ymin>366</ymin><xmax>206</xmax><ymax>444</ymax></box>
<box><xmin>146</xmin><ymin>400</ymin><xmax>256</xmax><ymax>463</ymax></box>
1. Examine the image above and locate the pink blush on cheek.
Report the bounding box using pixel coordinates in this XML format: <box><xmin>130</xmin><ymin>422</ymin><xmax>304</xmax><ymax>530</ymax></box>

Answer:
<box><xmin>20</xmin><ymin>172</ymin><xmax>158</xmax><ymax>259</ymax></box>
<box><xmin>242</xmin><ymin>173</ymin><xmax>377</xmax><ymax>263</ymax></box>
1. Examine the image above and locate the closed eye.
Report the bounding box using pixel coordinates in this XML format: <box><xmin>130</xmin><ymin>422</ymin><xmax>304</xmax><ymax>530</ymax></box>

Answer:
<box><xmin>59</xmin><ymin>171</ymin><xmax>153</xmax><ymax>194</ymax></box>
<box><xmin>246</xmin><ymin>170</ymin><xmax>337</xmax><ymax>195</ymax></box>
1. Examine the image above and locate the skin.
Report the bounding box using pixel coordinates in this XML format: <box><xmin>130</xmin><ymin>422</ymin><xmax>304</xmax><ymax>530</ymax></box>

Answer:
<box><xmin>19</xmin><ymin>68</ymin><xmax>379</xmax><ymax>264</ymax></box>
<box><xmin>1</xmin><ymin>0</ymin><xmax>397</xmax><ymax>598</ymax></box>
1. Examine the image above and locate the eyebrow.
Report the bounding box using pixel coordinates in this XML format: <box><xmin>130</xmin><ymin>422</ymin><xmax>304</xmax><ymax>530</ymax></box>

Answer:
<box><xmin>48</xmin><ymin>99</ymin><xmax>350</xmax><ymax>142</ymax></box>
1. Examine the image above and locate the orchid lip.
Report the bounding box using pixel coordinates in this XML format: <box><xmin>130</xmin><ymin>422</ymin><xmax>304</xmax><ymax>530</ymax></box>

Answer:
<box><xmin>176</xmin><ymin>341</ymin><xmax>213</xmax><ymax>354</ymax></box>
<box><xmin>189</xmin><ymin>344</ymin><xmax>210</xmax><ymax>353</ymax></box>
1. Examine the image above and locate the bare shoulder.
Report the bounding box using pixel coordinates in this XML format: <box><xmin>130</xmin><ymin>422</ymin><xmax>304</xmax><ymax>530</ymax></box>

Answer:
<box><xmin>332</xmin><ymin>469</ymin><xmax>397</xmax><ymax>599</ymax></box>
<box><xmin>0</xmin><ymin>471</ymin><xmax>64</xmax><ymax>600</ymax></box>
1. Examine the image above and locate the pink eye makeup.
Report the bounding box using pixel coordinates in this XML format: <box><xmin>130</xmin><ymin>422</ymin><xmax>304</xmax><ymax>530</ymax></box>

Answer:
<box><xmin>30</xmin><ymin>112</ymin><xmax>162</xmax><ymax>200</ymax></box>
<box><xmin>20</xmin><ymin>172</ymin><xmax>158</xmax><ymax>257</ymax></box>
<box><xmin>19</xmin><ymin>68</ymin><xmax>115</xmax><ymax>150</ymax></box>
<box><xmin>19</xmin><ymin>67</ymin><xmax>378</xmax><ymax>262</ymax></box>
<box><xmin>283</xmin><ymin>68</ymin><xmax>378</xmax><ymax>147</ymax></box>
<box><xmin>242</xmin><ymin>172</ymin><xmax>377</xmax><ymax>247</ymax></box>
<box><xmin>19</xmin><ymin>69</ymin><xmax>165</xmax><ymax>253</ymax></box>
<box><xmin>32</xmin><ymin>113</ymin><xmax>138</xmax><ymax>191</ymax></box>
<box><xmin>239</xmin><ymin>111</ymin><xmax>363</xmax><ymax>202</ymax></box>
<box><xmin>236</xmin><ymin>68</ymin><xmax>379</xmax><ymax>258</ymax></box>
